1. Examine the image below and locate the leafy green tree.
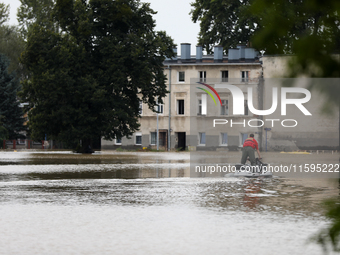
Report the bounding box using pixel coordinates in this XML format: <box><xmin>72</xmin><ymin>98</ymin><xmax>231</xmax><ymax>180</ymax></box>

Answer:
<box><xmin>20</xmin><ymin>0</ymin><xmax>175</xmax><ymax>152</ymax></box>
<box><xmin>251</xmin><ymin>0</ymin><xmax>340</xmax><ymax>77</ymax></box>
<box><xmin>249</xmin><ymin>0</ymin><xmax>340</xmax><ymax>252</ymax></box>
<box><xmin>249</xmin><ymin>0</ymin><xmax>340</xmax><ymax>111</ymax></box>
<box><xmin>191</xmin><ymin>1</ymin><xmax>340</xmax><ymax>250</ymax></box>
<box><xmin>0</xmin><ymin>54</ymin><xmax>25</xmax><ymax>140</ymax></box>
<box><xmin>312</xmin><ymin>198</ymin><xmax>340</xmax><ymax>253</ymax></box>
<box><xmin>191</xmin><ymin>0</ymin><xmax>340</xmax><ymax>106</ymax></box>
<box><xmin>190</xmin><ymin>0</ymin><xmax>259</xmax><ymax>54</ymax></box>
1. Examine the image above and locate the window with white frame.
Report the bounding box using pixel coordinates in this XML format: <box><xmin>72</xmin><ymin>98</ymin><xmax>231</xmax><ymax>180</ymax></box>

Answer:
<box><xmin>135</xmin><ymin>133</ymin><xmax>142</xmax><ymax>145</ymax></box>
<box><xmin>155</xmin><ymin>103</ymin><xmax>164</xmax><ymax>114</ymax></box>
<box><xmin>115</xmin><ymin>138</ymin><xmax>122</xmax><ymax>144</ymax></box>
<box><xmin>199</xmin><ymin>71</ymin><xmax>206</xmax><ymax>82</ymax></box>
<box><xmin>221</xmin><ymin>133</ymin><xmax>228</xmax><ymax>145</ymax></box>
<box><xmin>221</xmin><ymin>70</ymin><xmax>228</xmax><ymax>82</ymax></box>
<box><xmin>241</xmin><ymin>71</ymin><xmax>249</xmax><ymax>82</ymax></box>
<box><xmin>198</xmin><ymin>94</ymin><xmax>207</xmax><ymax>115</ymax></box>
<box><xmin>150</xmin><ymin>132</ymin><xmax>156</xmax><ymax>145</ymax></box>
<box><xmin>199</xmin><ymin>132</ymin><xmax>206</xmax><ymax>145</ymax></box>
<box><xmin>198</xmin><ymin>99</ymin><xmax>202</xmax><ymax>115</ymax></box>
<box><xmin>177</xmin><ymin>99</ymin><xmax>184</xmax><ymax>115</ymax></box>
<box><xmin>220</xmin><ymin>99</ymin><xmax>228</xmax><ymax>115</ymax></box>
<box><xmin>178</xmin><ymin>71</ymin><xmax>185</xmax><ymax>82</ymax></box>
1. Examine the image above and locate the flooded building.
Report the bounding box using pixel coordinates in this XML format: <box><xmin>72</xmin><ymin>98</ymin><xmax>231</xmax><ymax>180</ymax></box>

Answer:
<box><xmin>101</xmin><ymin>44</ymin><xmax>339</xmax><ymax>151</ymax></box>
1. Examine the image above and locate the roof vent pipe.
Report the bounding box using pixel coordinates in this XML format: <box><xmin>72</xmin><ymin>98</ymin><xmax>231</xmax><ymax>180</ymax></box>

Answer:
<box><xmin>228</xmin><ymin>48</ymin><xmax>239</xmax><ymax>61</ymax></box>
<box><xmin>196</xmin><ymin>45</ymin><xmax>203</xmax><ymax>62</ymax></box>
<box><xmin>214</xmin><ymin>45</ymin><xmax>223</xmax><ymax>62</ymax></box>
<box><xmin>181</xmin><ymin>43</ymin><xmax>191</xmax><ymax>60</ymax></box>
<box><xmin>237</xmin><ymin>44</ymin><xmax>246</xmax><ymax>59</ymax></box>
<box><xmin>165</xmin><ymin>47</ymin><xmax>177</xmax><ymax>61</ymax></box>
<box><xmin>245</xmin><ymin>48</ymin><xmax>255</xmax><ymax>59</ymax></box>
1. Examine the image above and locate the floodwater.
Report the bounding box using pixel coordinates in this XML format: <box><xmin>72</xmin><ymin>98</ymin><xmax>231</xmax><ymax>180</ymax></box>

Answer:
<box><xmin>0</xmin><ymin>151</ymin><xmax>338</xmax><ymax>255</ymax></box>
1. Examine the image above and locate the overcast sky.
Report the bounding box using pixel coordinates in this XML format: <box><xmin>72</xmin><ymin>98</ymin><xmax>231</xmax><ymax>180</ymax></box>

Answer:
<box><xmin>2</xmin><ymin>0</ymin><xmax>200</xmax><ymax>54</ymax></box>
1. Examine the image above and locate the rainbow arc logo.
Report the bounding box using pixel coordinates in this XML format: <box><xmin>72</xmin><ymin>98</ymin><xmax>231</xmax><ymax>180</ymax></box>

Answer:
<box><xmin>196</xmin><ymin>82</ymin><xmax>222</xmax><ymax>106</ymax></box>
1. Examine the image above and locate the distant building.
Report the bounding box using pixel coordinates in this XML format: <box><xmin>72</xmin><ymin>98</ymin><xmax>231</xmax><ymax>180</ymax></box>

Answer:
<box><xmin>101</xmin><ymin>44</ymin><xmax>339</xmax><ymax>151</ymax></box>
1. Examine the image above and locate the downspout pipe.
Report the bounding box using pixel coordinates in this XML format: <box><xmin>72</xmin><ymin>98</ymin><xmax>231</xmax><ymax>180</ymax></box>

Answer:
<box><xmin>168</xmin><ymin>65</ymin><xmax>171</xmax><ymax>151</ymax></box>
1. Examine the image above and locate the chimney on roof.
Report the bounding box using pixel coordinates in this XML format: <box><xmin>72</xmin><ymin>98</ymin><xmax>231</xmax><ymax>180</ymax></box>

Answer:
<box><xmin>196</xmin><ymin>45</ymin><xmax>203</xmax><ymax>62</ymax></box>
<box><xmin>237</xmin><ymin>44</ymin><xmax>246</xmax><ymax>59</ymax></box>
<box><xmin>181</xmin><ymin>43</ymin><xmax>191</xmax><ymax>60</ymax></box>
<box><xmin>173</xmin><ymin>47</ymin><xmax>178</xmax><ymax>60</ymax></box>
<box><xmin>228</xmin><ymin>48</ymin><xmax>239</xmax><ymax>61</ymax></box>
<box><xmin>214</xmin><ymin>45</ymin><xmax>223</xmax><ymax>63</ymax></box>
<box><xmin>245</xmin><ymin>48</ymin><xmax>256</xmax><ymax>59</ymax></box>
<box><xmin>165</xmin><ymin>47</ymin><xmax>177</xmax><ymax>61</ymax></box>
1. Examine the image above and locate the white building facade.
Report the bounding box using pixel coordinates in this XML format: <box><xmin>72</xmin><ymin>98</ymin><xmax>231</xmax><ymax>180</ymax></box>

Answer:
<box><xmin>101</xmin><ymin>44</ymin><xmax>339</xmax><ymax>151</ymax></box>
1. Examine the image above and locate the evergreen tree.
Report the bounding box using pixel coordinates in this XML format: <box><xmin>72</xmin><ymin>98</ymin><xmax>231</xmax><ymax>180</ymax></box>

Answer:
<box><xmin>17</xmin><ymin>0</ymin><xmax>56</xmax><ymax>39</ymax></box>
<box><xmin>0</xmin><ymin>54</ymin><xmax>25</xmax><ymax>140</ymax></box>
<box><xmin>0</xmin><ymin>3</ymin><xmax>9</xmax><ymax>25</ymax></box>
<box><xmin>0</xmin><ymin>25</ymin><xmax>26</xmax><ymax>77</ymax></box>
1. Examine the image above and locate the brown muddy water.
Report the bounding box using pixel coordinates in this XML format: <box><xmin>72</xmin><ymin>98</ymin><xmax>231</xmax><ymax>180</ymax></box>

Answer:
<box><xmin>0</xmin><ymin>151</ymin><xmax>338</xmax><ymax>255</ymax></box>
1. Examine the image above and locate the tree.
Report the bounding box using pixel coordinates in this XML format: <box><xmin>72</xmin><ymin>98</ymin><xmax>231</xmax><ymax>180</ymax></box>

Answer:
<box><xmin>190</xmin><ymin>0</ymin><xmax>259</xmax><ymax>54</ymax></box>
<box><xmin>312</xmin><ymin>198</ymin><xmax>340</xmax><ymax>253</ymax></box>
<box><xmin>191</xmin><ymin>0</ymin><xmax>340</xmax><ymax>106</ymax></box>
<box><xmin>250</xmin><ymin>0</ymin><xmax>340</xmax><ymax>111</ymax></box>
<box><xmin>249</xmin><ymin>0</ymin><xmax>340</xmax><ymax>252</ymax></box>
<box><xmin>0</xmin><ymin>122</ymin><xmax>8</xmax><ymax>141</ymax></box>
<box><xmin>20</xmin><ymin>0</ymin><xmax>175</xmax><ymax>152</ymax></box>
<box><xmin>0</xmin><ymin>25</ymin><xmax>26</xmax><ymax>77</ymax></box>
<box><xmin>0</xmin><ymin>3</ymin><xmax>9</xmax><ymax>26</ymax></box>
<box><xmin>191</xmin><ymin>0</ymin><xmax>340</xmax><ymax>250</ymax></box>
<box><xmin>0</xmin><ymin>3</ymin><xmax>25</xmax><ymax>77</ymax></box>
<box><xmin>0</xmin><ymin>54</ymin><xmax>25</xmax><ymax>140</ymax></box>
<box><xmin>17</xmin><ymin>0</ymin><xmax>56</xmax><ymax>39</ymax></box>
<box><xmin>251</xmin><ymin>0</ymin><xmax>340</xmax><ymax>74</ymax></box>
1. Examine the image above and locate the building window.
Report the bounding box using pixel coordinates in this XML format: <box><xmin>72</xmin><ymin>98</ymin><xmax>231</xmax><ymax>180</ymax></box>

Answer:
<box><xmin>177</xmin><ymin>99</ymin><xmax>184</xmax><ymax>115</ymax></box>
<box><xmin>159</xmin><ymin>132</ymin><xmax>166</xmax><ymax>146</ymax></box>
<box><xmin>199</xmin><ymin>132</ymin><xmax>206</xmax><ymax>145</ymax></box>
<box><xmin>139</xmin><ymin>100</ymin><xmax>143</xmax><ymax>115</ymax></box>
<box><xmin>244</xmin><ymin>99</ymin><xmax>249</xmax><ymax>115</ymax></box>
<box><xmin>220</xmin><ymin>99</ymin><xmax>228</xmax><ymax>115</ymax></box>
<box><xmin>115</xmin><ymin>138</ymin><xmax>122</xmax><ymax>144</ymax></box>
<box><xmin>241</xmin><ymin>71</ymin><xmax>249</xmax><ymax>82</ymax></box>
<box><xmin>240</xmin><ymin>133</ymin><xmax>248</xmax><ymax>146</ymax></box>
<box><xmin>198</xmin><ymin>94</ymin><xmax>207</xmax><ymax>115</ymax></box>
<box><xmin>150</xmin><ymin>132</ymin><xmax>156</xmax><ymax>145</ymax></box>
<box><xmin>155</xmin><ymin>103</ymin><xmax>164</xmax><ymax>114</ymax></box>
<box><xmin>221</xmin><ymin>133</ymin><xmax>228</xmax><ymax>145</ymax></box>
<box><xmin>198</xmin><ymin>99</ymin><xmax>202</xmax><ymax>115</ymax></box>
<box><xmin>221</xmin><ymin>71</ymin><xmax>228</xmax><ymax>82</ymax></box>
<box><xmin>178</xmin><ymin>71</ymin><xmax>185</xmax><ymax>82</ymax></box>
<box><xmin>199</xmin><ymin>71</ymin><xmax>206</xmax><ymax>82</ymax></box>
<box><xmin>136</xmin><ymin>134</ymin><xmax>142</xmax><ymax>145</ymax></box>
